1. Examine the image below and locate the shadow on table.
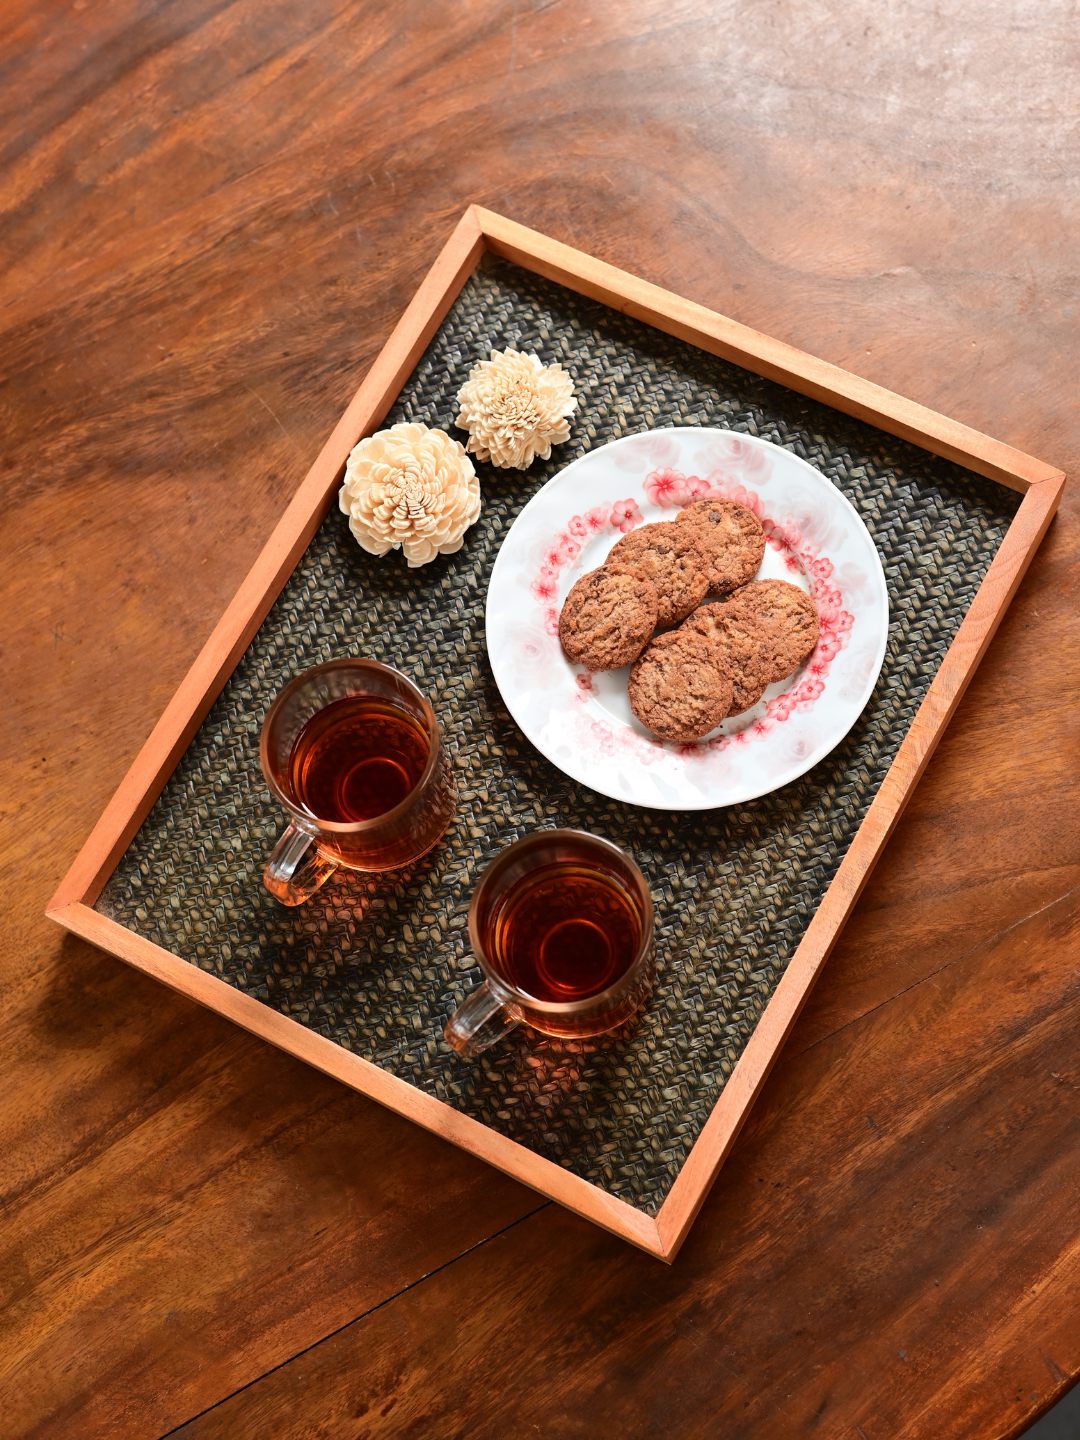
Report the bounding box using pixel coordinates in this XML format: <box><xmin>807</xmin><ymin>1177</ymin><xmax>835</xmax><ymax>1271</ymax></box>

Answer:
<box><xmin>1022</xmin><ymin>1380</ymin><xmax>1080</xmax><ymax>1438</ymax></box>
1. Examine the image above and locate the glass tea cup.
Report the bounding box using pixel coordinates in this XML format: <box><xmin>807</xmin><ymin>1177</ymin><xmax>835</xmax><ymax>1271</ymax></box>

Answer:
<box><xmin>445</xmin><ymin>830</ymin><xmax>655</xmax><ymax>1059</ymax></box>
<box><xmin>260</xmin><ymin>658</ymin><xmax>456</xmax><ymax>905</ymax></box>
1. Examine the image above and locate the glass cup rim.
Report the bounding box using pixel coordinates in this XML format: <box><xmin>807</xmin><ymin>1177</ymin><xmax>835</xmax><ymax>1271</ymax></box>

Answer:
<box><xmin>260</xmin><ymin>657</ymin><xmax>441</xmax><ymax>835</ymax></box>
<box><xmin>467</xmin><ymin>828</ymin><xmax>655</xmax><ymax>1016</ymax></box>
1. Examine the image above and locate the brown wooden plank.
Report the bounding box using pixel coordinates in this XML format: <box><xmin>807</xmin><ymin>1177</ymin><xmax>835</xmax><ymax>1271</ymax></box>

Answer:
<box><xmin>5</xmin><ymin>0</ymin><xmax>1080</xmax><ymax>1432</ymax></box>
<box><xmin>170</xmin><ymin>884</ymin><xmax>1080</xmax><ymax>1440</ymax></box>
<box><xmin>0</xmin><ymin>929</ymin><xmax>543</xmax><ymax>1440</ymax></box>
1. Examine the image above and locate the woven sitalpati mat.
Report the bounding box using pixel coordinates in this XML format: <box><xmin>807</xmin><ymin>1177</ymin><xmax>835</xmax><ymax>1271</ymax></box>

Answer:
<box><xmin>97</xmin><ymin>255</ymin><xmax>1019</xmax><ymax>1215</ymax></box>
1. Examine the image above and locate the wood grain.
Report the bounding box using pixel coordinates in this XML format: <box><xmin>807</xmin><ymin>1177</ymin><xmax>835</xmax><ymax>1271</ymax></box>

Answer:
<box><xmin>0</xmin><ymin>932</ymin><xmax>543</xmax><ymax>1439</ymax></box>
<box><xmin>172</xmin><ymin>885</ymin><xmax>1080</xmax><ymax>1440</ymax></box>
<box><xmin>5</xmin><ymin>0</ymin><xmax>1080</xmax><ymax>1433</ymax></box>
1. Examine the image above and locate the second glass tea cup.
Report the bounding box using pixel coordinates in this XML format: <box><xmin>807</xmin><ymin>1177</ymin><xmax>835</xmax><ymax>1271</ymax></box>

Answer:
<box><xmin>445</xmin><ymin>830</ymin><xmax>656</xmax><ymax>1058</ymax></box>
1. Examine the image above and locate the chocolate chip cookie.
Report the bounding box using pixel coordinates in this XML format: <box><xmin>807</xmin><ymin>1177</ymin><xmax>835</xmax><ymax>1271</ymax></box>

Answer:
<box><xmin>558</xmin><ymin>564</ymin><xmax>659</xmax><ymax>671</ymax></box>
<box><xmin>628</xmin><ymin>628</ymin><xmax>734</xmax><ymax>742</ymax></box>
<box><xmin>734</xmin><ymin>579</ymin><xmax>820</xmax><ymax>681</ymax></box>
<box><xmin>674</xmin><ymin>498</ymin><xmax>766</xmax><ymax>594</ymax></box>
<box><xmin>607</xmin><ymin>521</ymin><xmax>709</xmax><ymax>628</ymax></box>
<box><xmin>680</xmin><ymin>599</ymin><xmax>773</xmax><ymax>716</ymax></box>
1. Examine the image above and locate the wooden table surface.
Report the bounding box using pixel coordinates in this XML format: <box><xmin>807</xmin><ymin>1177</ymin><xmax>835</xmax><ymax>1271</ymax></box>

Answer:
<box><xmin>4</xmin><ymin>2</ymin><xmax>1079</xmax><ymax>1435</ymax></box>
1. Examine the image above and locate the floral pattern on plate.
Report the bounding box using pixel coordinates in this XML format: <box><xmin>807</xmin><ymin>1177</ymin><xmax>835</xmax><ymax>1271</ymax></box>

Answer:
<box><xmin>486</xmin><ymin>428</ymin><xmax>888</xmax><ymax>810</ymax></box>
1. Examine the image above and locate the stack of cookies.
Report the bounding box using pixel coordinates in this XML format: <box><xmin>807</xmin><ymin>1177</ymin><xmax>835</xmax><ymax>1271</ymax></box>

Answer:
<box><xmin>558</xmin><ymin>500</ymin><xmax>820</xmax><ymax>743</ymax></box>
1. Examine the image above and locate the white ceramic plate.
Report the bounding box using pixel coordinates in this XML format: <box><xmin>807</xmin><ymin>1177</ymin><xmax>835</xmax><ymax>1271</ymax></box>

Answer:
<box><xmin>485</xmin><ymin>427</ymin><xmax>889</xmax><ymax>810</ymax></box>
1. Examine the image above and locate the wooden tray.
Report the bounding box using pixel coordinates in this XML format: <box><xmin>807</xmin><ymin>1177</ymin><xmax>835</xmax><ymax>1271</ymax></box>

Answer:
<box><xmin>47</xmin><ymin>208</ymin><xmax>1064</xmax><ymax>1261</ymax></box>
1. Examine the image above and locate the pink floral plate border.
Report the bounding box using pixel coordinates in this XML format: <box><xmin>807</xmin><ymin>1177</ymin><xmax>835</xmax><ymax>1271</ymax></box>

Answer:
<box><xmin>485</xmin><ymin>427</ymin><xmax>889</xmax><ymax>810</ymax></box>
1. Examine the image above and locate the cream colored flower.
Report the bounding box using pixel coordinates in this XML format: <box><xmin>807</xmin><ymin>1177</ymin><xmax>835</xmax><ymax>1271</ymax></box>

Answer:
<box><xmin>455</xmin><ymin>348</ymin><xmax>576</xmax><ymax>469</ymax></box>
<box><xmin>338</xmin><ymin>422</ymin><xmax>480</xmax><ymax>568</ymax></box>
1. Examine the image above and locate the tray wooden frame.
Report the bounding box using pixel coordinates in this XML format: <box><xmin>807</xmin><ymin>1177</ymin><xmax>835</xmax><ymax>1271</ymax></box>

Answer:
<box><xmin>47</xmin><ymin>206</ymin><xmax>1065</xmax><ymax>1261</ymax></box>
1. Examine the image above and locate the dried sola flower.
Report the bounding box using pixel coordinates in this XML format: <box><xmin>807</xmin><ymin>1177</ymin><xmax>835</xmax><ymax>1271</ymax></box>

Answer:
<box><xmin>455</xmin><ymin>348</ymin><xmax>576</xmax><ymax>469</ymax></box>
<box><xmin>338</xmin><ymin>422</ymin><xmax>480</xmax><ymax>568</ymax></box>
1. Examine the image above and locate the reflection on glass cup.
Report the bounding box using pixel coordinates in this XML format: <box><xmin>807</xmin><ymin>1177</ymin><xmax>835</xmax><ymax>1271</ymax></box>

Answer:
<box><xmin>260</xmin><ymin>658</ymin><xmax>456</xmax><ymax>905</ymax></box>
<box><xmin>445</xmin><ymin>830</ymin><xmax>655</xmax><ymax>1059</ymax></box>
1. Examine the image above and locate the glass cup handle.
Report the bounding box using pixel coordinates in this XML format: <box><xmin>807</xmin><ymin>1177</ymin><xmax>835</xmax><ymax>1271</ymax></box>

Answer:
<box><xmin>263</xmin><ymin>822</ymin><xmax>338</xmax><ymax>906</ymax></box>
<box><xmin>444</xmin><ymin>981</ymin><xmax>522</xmax><ymax>1059</ymax></box>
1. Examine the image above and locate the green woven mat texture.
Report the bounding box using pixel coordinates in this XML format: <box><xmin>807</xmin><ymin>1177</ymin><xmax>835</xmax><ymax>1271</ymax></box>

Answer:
<box><xmin>96</xmin><ymin>255</ymin><xmax>1020</xmax><ymax>1216</ymax></box>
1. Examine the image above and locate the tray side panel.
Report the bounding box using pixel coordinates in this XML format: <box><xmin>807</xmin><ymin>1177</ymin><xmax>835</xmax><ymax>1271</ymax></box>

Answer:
<box><xmin>48</xmin><ymin>209</ymin><xmax>485</xmax><ymax>913</ymax></box>
<box><xmin>477</xmin><ymin>208</ymin><xmax>1060</xmax><ymax>494</ymax></box>
<box><xmin>91</xmin><ymin>255</ymin><xmax>1023</xmax><ymax>1218</ymax></box>
<box><xmin>50</xmin><ymin>903</ymin><xmax>664</xmax><ymax>1256</ymax></box>
<box><xmin>656</xmin><ymin>472</ymin><xmax>1064</xmax><ymax>1256</ymax></box>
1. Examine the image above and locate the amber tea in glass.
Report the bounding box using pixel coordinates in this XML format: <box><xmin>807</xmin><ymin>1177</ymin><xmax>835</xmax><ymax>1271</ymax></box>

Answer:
<box><xmin>288</xmin><ymin>696</ymin><xmax>430</xmax><ymax>824</ymax></box>
<box><xmin>484</xmin><ymin>858</ymin><xmax>642</xmax><ymax>1003</ymax></box>
<box><xmin>445</xmin><ymin>830</ymin><xmax>655</xmax><ymax>1058</ymax></box>
<box><xmin>260</xmin><ymin>659</ymin><xmax>456</xmax><ymax>904</ymax></box>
